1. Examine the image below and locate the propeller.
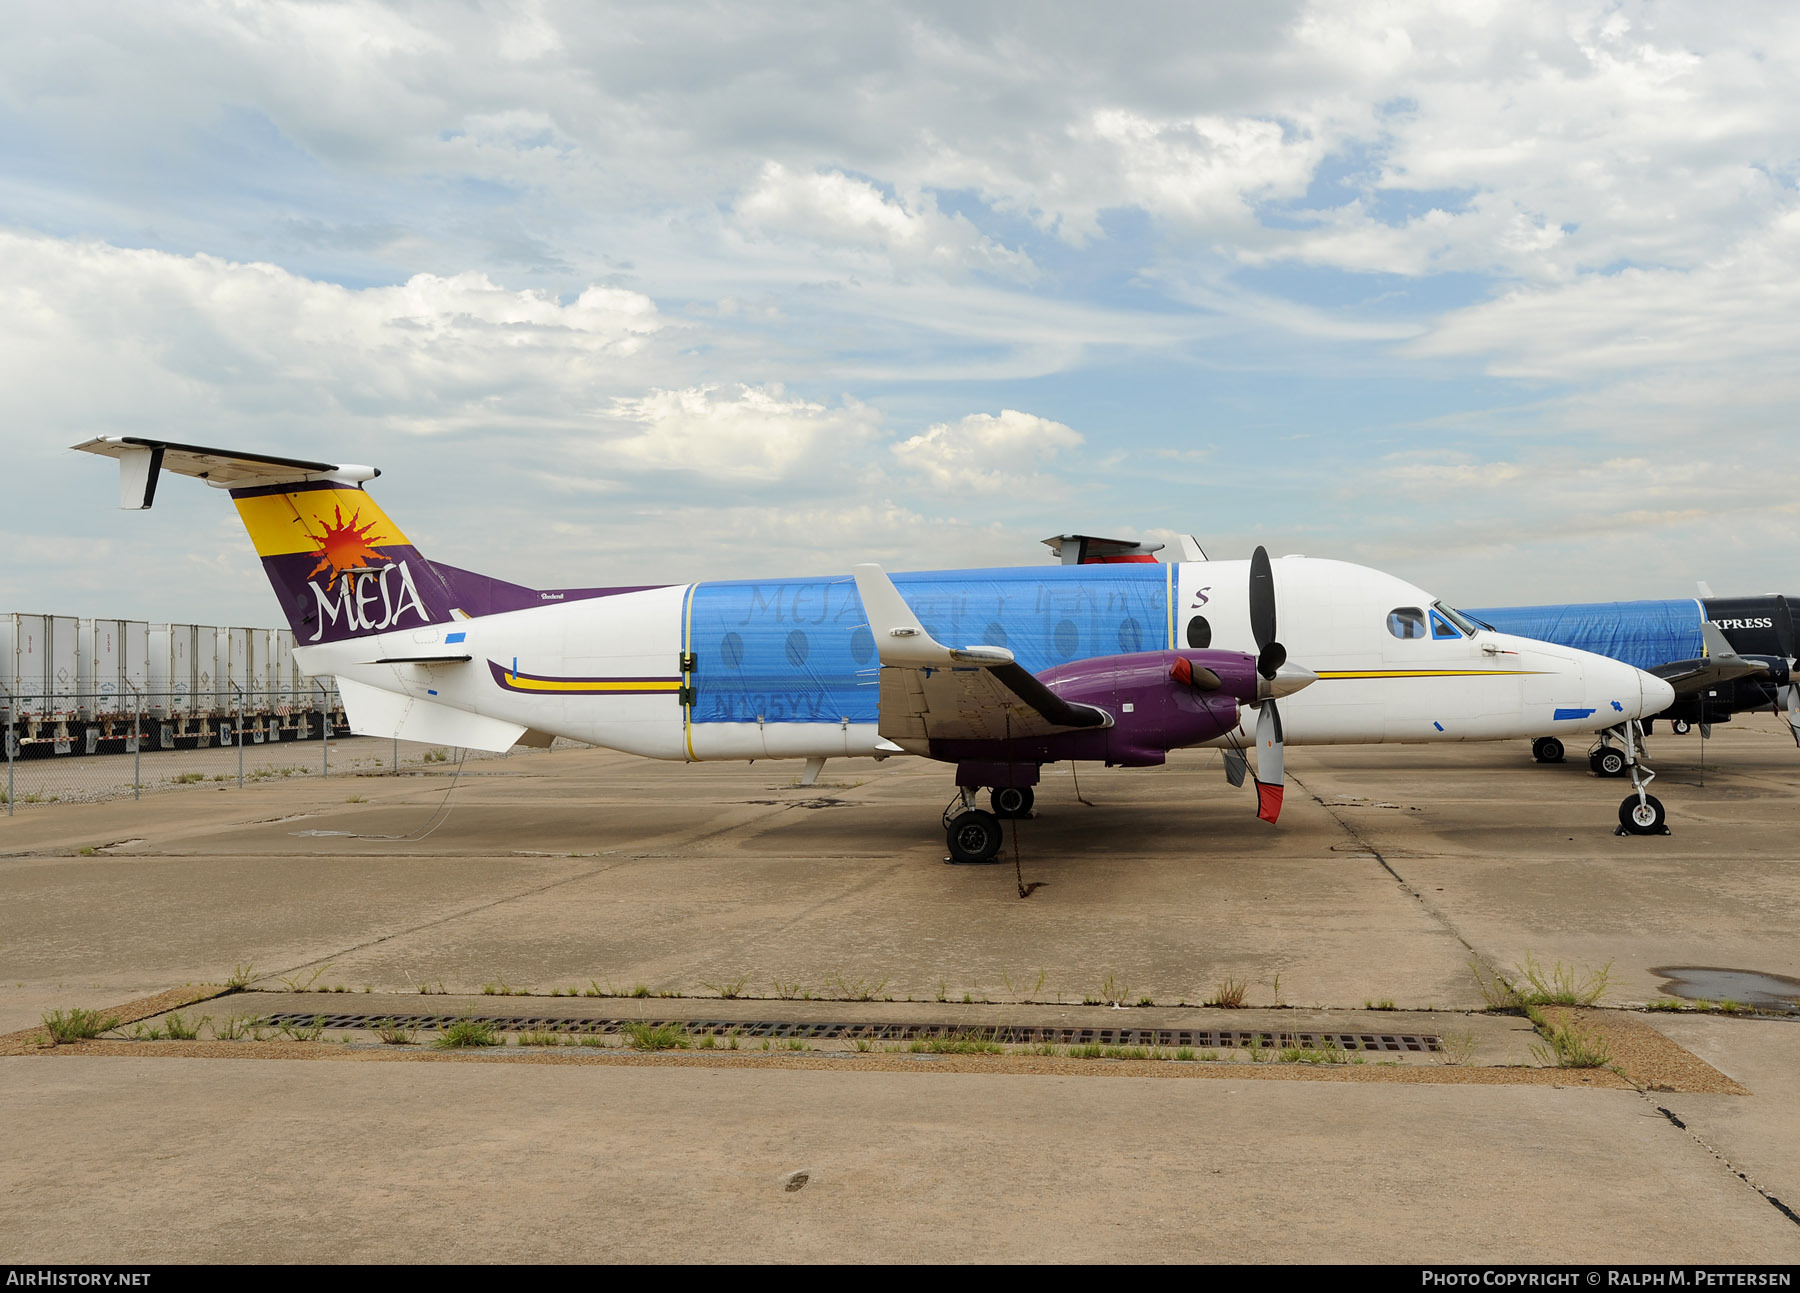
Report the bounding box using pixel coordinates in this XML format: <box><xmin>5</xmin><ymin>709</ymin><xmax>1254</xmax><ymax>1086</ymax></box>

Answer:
<box><xmin>1774</xmin><ymin>596</ymin><xmax>1799</xmax><ymax>748</ymax></box>
<box><xmin>1248</xmin><ymin>545</ymin><xmax>1288</xmax><ymax>824</ymax></box>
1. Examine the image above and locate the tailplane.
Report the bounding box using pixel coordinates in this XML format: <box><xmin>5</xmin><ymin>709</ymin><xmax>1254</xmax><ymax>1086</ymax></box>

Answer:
<box><xmin>75</xmin><ymin>436</ymin><xmax>459</xmax><ymax>645</ymax></box>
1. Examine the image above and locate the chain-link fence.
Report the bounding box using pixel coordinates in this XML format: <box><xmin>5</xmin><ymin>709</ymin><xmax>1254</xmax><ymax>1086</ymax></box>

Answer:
<box><xmin>2</xmin><ymin>684</ymin><xmax>572</xmax><ymax>814</ymax></box>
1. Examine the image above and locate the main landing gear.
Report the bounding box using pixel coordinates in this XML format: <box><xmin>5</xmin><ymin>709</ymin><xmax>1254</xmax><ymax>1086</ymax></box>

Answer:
<box><xmin>943</xmin><ymin>785</ymin><xmax>1035</xmax><ymax>863</ymax></box>
<box><xmin>1605</xmin><ymin>719</ymin><xmax>1668</xmax><ymax>836</ymax></box>
<box><xmin>1531</xmin><ymin>736</ymin><xmax>1565</xmax><ymax>764</ymax></box>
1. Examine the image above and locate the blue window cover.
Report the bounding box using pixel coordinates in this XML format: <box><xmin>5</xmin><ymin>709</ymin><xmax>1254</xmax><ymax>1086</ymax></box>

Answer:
<box><xmin>1464</xmin><ymin>599</ymin><xmax>1705</xmax><ymax>671</ymax></box>
<box><xmin>687</xmin><ymin>564</ymin><xmax>1170</xmax><ymax>724</ymax></box>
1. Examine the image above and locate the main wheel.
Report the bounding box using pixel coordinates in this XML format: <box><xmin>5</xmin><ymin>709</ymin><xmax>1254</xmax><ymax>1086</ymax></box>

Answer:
<box><xmin>1592</xmin><ymin>747</ymin><xmax>1627</xmax><ymax>778</ymax></box>
<box><xmin>1670</xmin><ymin>719</ymin><xmax>1691</xmax><ymax>735</ymax></box>
<box><xmin>990</xmin><ymin>786</ymin><xmax>1035</xmax><ymax>818</ymax></box>
<box><xmin>946</xmin><ymin>809</ymin><xmax>1004</xmax><ymax>864</ymax></box>
<box><xmin>1532</xmin><ymin>737</ymin><xmax>1565</xmax><ymax>764</ymax></box>
<box><xmin>1618</xmin><ymin>793</ymin><xmax>1667</xmax><ymax>834</ymax></box>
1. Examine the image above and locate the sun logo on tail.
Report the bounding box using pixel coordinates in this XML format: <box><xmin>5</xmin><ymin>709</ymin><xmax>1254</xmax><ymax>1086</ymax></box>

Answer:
<box><xmin>303</xmin><ymin>505</ymin><xmax>390</xmax><ymax>581</ymax></box>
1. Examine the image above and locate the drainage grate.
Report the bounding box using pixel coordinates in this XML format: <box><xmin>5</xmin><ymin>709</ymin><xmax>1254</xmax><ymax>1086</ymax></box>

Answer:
<box><xmin>259</xmin><ymin>1013</ymin><xmax>1441</xmax><ymax>1052</ymax></box>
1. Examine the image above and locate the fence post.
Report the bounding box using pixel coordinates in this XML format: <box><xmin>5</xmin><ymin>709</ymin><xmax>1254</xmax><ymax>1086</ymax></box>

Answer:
<box><xmin>234</xmin><ymin>683</ymin><xmax>244</xmax><ymax>790</ymax></box>
<box><xmin>392</xmin><ymin>734</ymin><xmax>398</xmax><ymax>775</ymax></box>
<box><xmin>4</xmin><ymin>683</ymin><xmax>13</xmax><ymax>817</ymax></box>
<box><xmin>131</xmin><ymin>682</ymin><xmax>142</xmax><ymax>801</ymax></box>
<box><xmin>321</xmin><ymin>681</ymin><xmax>329</xmax><ymax>779</ymax></box>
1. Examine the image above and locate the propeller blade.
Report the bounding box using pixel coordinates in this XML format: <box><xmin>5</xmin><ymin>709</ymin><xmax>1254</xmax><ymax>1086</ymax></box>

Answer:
<box><xmin>1248</xmin><ymin>545</ymin><xmax>1289</xmax><ymax>679</ymax></box>
<box><xmin>1222</xmin><ymin>746</ymin><xmax>1248</xmax><ymax>788</ymax></box>
<box><xmin>1784</xmin><ymin>683</ymin><xmax>1800</xmax><ymax>748</ymax></box>
<box><xmin>1249</xmin><ymin>545</ymin><xmax>1276</xmax><ymax>654</ymax></box>
<box><xmin>1253</xmin><ymin>700</ymin><xmax>1285</xmax><ymax>823</ymax></box>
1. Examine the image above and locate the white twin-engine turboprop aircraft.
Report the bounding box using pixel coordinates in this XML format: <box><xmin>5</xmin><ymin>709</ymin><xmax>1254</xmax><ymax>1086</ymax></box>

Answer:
<box><xmin>77</xmin><ymin>437</ymin><xmax>1679</xmax><ymax>859</ymax></box>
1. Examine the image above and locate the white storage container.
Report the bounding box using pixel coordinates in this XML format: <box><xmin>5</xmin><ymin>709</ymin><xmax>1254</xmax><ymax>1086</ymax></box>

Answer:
<box><xmin>223</xmin><ymin>627</ymin><xmax>255</xmax><ymax>711</ymax></box>
<box><xmin>273</xmin><ymin>629</ymin><xmax>297</xmax><ymax>707</ymax></box>
<box><xmin>1</xmin><ymin>613</ymin><xmax>54</xmax><ymax>722</ymax></box>
<box><xmin>49</xmin><ymin>615</ymin><xmax>78</xmax><ymax>721</ymax></box>
<box><xmin>82</xmin><ymin>618</ymin><xmax>125</xmax><ymax>717</ymax></box>
<box><xmin>149</xmin><ymin>623</ymin><xmax>199</xmax><ymax>716</ymax></box>
<box><xmin>122</xmin><ymin>619</ymin><xmax>147</xmax><ymax>706</ymax></box>
<box><xmin>194</xmin><ymin>625</ymin><xmax>223</xmax><ymax>715</ymax></box>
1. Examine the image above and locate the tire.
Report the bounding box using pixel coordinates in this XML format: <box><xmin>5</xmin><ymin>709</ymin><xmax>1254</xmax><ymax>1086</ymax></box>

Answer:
<box><xmin>1593</xmin><ymin>748</ymin><xmax>1627</xmax><ymax>778</ymax></box>
<box><xmin>946</xmin><ymin>810</ymin><xmax>1004</xmax><ymax>864</ymax></box>
<box><xmin>1532</xmin><ymin>737</ymin><xmax>1565</xmax><ymax>764</ymax></box>
<box><xmin>1618</xmin><ymin>794</ymin><xmax>1667</xmax><ymax>834</ymax></box>
<box><xmin>990</xmin><ymin>786</ymin><xmax>1035</xmax><ymax>818</ymax></box>
<box><xmin>1671</xmin><ymin>719</ymin><xmax>1691</xmax><ymax>735</ymax></box>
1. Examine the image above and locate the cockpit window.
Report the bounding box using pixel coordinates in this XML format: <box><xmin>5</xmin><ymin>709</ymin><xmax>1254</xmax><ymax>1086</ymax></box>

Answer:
<box><xmin>1430</xmin><ymin>610</ymin><xmax>1461</xmax><ymax>639</ymax></box>
<box><xmin>1434</xmin><ymin>601</ymin><xmax>1482</xmax><ymax>635</ymax></box>
<box><xmin>1387</xmin><ymin>607</ymin><xmax>1427</xmax><ymax>639</ymax></box>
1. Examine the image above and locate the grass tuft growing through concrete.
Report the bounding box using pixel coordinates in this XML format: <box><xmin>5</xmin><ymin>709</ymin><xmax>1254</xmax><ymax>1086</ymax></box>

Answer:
<box><xmin>40</xmin><ymin>1007</ymin><xmax>121</xmax><ymax>1044</ymax></box>
<box><xmin>434</xmin><ymin>1015</ymin><xmax>500</xmax><ymax>1048</ymax></box>
<box><xmin>620</xmin><ymin>1020</ymin><xmax>690</xmax><ymax>1051</ymax></box>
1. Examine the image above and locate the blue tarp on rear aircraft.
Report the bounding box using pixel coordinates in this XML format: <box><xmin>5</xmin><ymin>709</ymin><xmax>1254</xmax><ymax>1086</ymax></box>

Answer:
<box><xmin>686</xmin><ymin>564</ymin><xmax>1171</xmax><ymax>724</ymax></box>
<box><xmin>1464</xmin><ymin>599</ymin><xmax>1705</xmax><ymax>671</ymax></box>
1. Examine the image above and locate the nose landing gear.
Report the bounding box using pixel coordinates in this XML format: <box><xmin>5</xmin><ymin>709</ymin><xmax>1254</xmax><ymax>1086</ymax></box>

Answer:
<box><xmin>1608</xmin><ymin>719</ymin><xmax>1669</xmax><ymax>836</ymax></box>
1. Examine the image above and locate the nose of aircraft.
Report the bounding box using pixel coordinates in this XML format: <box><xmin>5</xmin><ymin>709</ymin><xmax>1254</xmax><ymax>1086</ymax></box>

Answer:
<box><xmin>1639</xmin><ymin>668</ymin><xmax>1676</xmax><ymax>718</ymax></box>
<box><xmin>1585</xmin><ymin>652</ymin><xmax>1674</xmax><ymax>721</ymax></box>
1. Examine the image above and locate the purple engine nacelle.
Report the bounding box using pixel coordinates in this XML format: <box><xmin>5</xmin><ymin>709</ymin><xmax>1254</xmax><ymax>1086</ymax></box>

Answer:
<box><xmin>936</xmin><ymin>649</ymin><xmax>1262</xmax><ymax>788</ymax></box>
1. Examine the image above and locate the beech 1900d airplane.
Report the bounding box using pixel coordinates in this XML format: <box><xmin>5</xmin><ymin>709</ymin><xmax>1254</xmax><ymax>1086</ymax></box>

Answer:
<box><xmin>76</xmin><ymin>437</ymin><xmax>1680</xmax><ymax>857</ymax></box>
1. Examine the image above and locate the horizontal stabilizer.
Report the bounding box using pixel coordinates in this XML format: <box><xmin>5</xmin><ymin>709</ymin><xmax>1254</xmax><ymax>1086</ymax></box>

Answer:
<box><xmin>74</xmin><ymin>436</ymin><xmax>377</xmax><ymax>508</ymax></box>
<box><xmin>335</xmin><ymin>676</ymin><xmax>526</xmax><ymax>752</ymax></box>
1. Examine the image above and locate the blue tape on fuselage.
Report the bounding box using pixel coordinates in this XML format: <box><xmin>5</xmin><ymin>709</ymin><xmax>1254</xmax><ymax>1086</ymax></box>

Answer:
<box><xmin>687</xmin><ymin>564</ymin><xmax>1170</xmax><ymax>724</ymax></box>
<box><xmin>1553</xmin><ymin>707</ymin><xmax>1596</xmax><ymax>720</ymax></box>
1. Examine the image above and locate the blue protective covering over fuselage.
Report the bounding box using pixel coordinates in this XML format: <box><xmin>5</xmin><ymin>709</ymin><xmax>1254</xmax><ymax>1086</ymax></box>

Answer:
<box><xmin>1464</xmin><ymin>599</ymin><xmax>1705</xmax><ymax>672</ymax></box>
<box><xmin>686</xmin><ymin>563</ymin><xmax>1172</xmax><ymax>724</ymax></box>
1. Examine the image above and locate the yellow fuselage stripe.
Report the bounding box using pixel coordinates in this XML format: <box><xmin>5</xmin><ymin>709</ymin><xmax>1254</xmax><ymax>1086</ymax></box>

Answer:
<box><xmin>503</xmin><ymin>677</ymin><xmax>681</xmax><ymax>694</ymax></box>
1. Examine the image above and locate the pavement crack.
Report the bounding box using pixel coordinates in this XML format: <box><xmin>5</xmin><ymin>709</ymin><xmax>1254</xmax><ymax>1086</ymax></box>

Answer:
<box><xmin>1292</xmin><ymin>771</ymin><xmax>1482</xmax><ymax>962</ymax></box>
<box><xmin>262</xmin><ymin>856</ymin><xmax>642</xmax><ymax>981</ymax></box>
<box><xmin>1647</xmin><ymin>1094</ymin><xmax>1800</xmax><ymax>1230</ymax></box>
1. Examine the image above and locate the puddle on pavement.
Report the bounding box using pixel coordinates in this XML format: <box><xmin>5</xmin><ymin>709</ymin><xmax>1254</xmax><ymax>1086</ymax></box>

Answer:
<box><xmin>1651</xmin><ymin>966</ymin><xmax>1800</xmax><ymax>1013</ymax></box>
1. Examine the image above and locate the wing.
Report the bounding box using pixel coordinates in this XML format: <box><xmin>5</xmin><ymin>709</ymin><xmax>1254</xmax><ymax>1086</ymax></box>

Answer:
<box><xmin>1651</xmin><ymin>657</ymin><xmax>1769</xmax><ymax>695</ymax></box>
<box><xmin>1651</xmin><ymin>623</ymin><xmax>1770</xmax><ymax>695</ymax></box>
<box><xmin>852</xmin><ymin>564</ymin><xmax>1110</xmax><ymax>753</ymax></box>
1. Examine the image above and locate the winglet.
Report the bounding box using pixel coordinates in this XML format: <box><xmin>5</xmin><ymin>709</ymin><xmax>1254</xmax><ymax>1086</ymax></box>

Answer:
<box><xmin>851</xmin><ymin>564</ymin><xmax>1014</xmax><ymax>668</ymax></box>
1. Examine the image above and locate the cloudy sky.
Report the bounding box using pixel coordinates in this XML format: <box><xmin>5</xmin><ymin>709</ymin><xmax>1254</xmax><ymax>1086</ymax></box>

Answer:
<box><xmin>4</xmin><ymin>1</ymin><xmax>1797</xmax><ymax>627</ymax></box>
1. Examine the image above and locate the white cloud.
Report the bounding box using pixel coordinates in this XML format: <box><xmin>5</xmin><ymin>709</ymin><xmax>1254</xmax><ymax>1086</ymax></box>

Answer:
<box><xmin>603</xmin><ymin>383</ymin><xmax>882</xmax><ymax>483</ymax></box>
<box><xmin>734</xmin><ymin>162</ymin><xmax>1033</xmax><ymax>280</ymax></box>
<box><xmin>0</xmin><ymin>232</ymin><xmax>665</xmax><ymax>436</ymax></box>
<box><xmin>891</xmin><ymin>409</ymin><xmax>1083</xmax><ymax>495</ymax></box>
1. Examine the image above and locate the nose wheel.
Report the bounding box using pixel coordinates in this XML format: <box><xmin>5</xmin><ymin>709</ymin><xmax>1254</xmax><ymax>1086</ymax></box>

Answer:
<box><xmin>1608</xmin><ymin>720</ymin><xmax>1671</xmax><ymax>836</ymax></box>
<box><xmin>1619</xmin><ymin>794</ymin><xmax>1667</xmax><ymax>834</ymax></box>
